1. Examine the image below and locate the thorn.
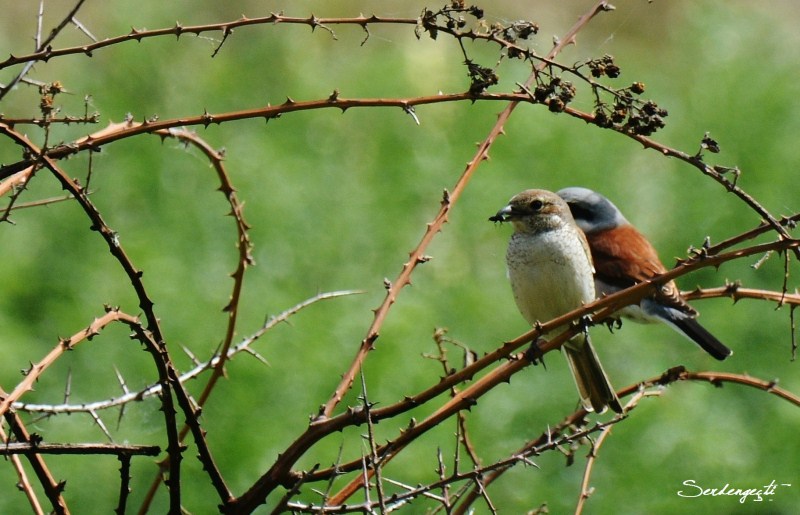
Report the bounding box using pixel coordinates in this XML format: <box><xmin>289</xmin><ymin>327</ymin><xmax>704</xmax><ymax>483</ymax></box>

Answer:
<box><xmin>243</xmin><ymin>347</ymin><xmax>270</xmax><ymax>366</ymax></box>
<box><xmin>201</xmin><ymin>109</ymin><xmax>214</xmax><ymax>127</ymax></box>
<box><xmin>181</xmin><ymin>344</ymin><xmax>202</xmax><ymax>366</ymax></box>
<box><xmin>404</xmin><ymin>105</ymin><xmax>420</xmax><ymax>125</ymax></box>
<box><xmin>113</xmin><ymin>366</ymin><xmax>131</xmax><ymax>394</ymax></box>
<box><xmin>63</xmin><ymin>368</ymin><xmax>72</xmax><ymax>404</ymax></box>
<box><xmin>441</xmin><ymin>188</ymin><xmax>451</xmax><ymax>205</ymax></box>
<box><xmin>766</xmin><ymin>378</ymin><xmax>779</xmax><ymax>391</ymax></box>
<box><xmin>89</xmin><ymin>409</ymin><xmax>114</xmax><ymax>442</ymax></box>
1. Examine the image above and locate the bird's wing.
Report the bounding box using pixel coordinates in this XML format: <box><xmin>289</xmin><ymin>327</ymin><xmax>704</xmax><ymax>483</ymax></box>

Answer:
<box><xmin>587</xmin><ymin>225</ymin><xmax>697</xmax><ymax>315</ymax></box>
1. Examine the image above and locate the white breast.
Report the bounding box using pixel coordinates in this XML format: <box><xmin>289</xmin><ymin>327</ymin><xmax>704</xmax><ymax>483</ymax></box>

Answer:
<box><xmin>506</xmin><ymin>227</ymin><xmax>595</xmax><ymax>331</ymax></box>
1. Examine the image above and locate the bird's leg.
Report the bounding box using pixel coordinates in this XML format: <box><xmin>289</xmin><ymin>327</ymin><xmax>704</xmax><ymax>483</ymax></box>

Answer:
<box><xmin>577</xmin><ymin>315</ymin><xmax>594</xmax><ymax>334</ymax></box>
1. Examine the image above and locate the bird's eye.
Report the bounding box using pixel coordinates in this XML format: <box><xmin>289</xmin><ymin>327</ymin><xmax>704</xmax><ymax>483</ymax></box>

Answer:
<box><xmin>530</xmin><ymin>199</ymin><xmax>544</xmax><ymax>211</ymax></box>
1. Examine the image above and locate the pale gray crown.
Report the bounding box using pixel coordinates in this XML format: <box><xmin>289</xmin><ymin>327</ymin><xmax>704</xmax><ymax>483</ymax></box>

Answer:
<box><xmin>556</xmin><ymin>187</ymin><xmax>629</xmax><ymax>234</ymax></box>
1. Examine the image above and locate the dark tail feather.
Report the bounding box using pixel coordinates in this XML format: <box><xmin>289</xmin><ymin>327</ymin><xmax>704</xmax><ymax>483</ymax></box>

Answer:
<box><xmin>670</xmin><ymin>318</ymin><xmax>732</xmax><ymax>361</ymax></box>
<box><xmin>563</xmin><ymin>335</ymin><xmax>622</xmax><ymax>414</ymax></box>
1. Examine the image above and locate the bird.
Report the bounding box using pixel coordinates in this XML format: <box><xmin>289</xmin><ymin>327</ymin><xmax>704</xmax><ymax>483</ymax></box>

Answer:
<box><xmin>490</xmin><ymin>189</ymin><xmax>622</xmax><ymax>414</ymax></box>
<box><xmin>556</xmin><ymin>186</ymin><xmax>732</xmax><ymax>361</ymax></box>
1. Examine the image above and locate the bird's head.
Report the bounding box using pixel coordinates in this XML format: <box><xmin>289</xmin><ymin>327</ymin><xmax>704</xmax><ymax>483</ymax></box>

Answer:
<box><xmin>490</xmin><ymin>189</ymin><xmax>574</xmax><ymax>233</ymax></box>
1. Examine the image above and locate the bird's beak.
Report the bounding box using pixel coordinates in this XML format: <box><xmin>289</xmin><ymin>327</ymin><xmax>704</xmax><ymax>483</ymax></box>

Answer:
<box><xmin>489</xmin><ymin>204</ymin><xmax>512</xmax><ymax>223</ymax></box>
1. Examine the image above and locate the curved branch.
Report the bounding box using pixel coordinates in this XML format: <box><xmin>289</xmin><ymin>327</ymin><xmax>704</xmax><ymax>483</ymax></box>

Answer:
<box><xmin>0</xmin><ymin>123</ymin><xmax>187</xmax><ymax>512</ymax></box>
<box><xmin>134</xmin><ymin>128</ymin><xmax>248</xmax><ymax>510</ymax></box>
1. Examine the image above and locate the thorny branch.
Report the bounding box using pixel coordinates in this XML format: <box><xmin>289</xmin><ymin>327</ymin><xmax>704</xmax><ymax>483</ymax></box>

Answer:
<box><xmin>317</xmin><ymin>0</ymin><xmax>615</xmax><ymax>425</ymax></box>
<box><xmin>0</xmin><ymin>308</ymin><xmax>138</xmax><ymax>417</ymax></box>
<box><xmin>227</xmin><ymin>4</ymin><xmax>622</xmax><ymax>511</ymax></box>
<box><xmin>230</xmin><ymin>226</ymin><xmax>799</xmax><ymax>510</ymax></box>
<box><xmin>450</xmin><ymin>365</ymin><xmax>800</xmax><ymax>514</ymax></box>
<box><xmin>2</xmin><ymin>101</ymin><xmax>792</xmax><ymax>263</ymax></box>
<box><xmin>0</xmin><ymin>123</ymin><xmax>191</xmax><ymax>513</ymax></box>
<box><xmin>0</xmin><ymin>442</ymin><xmax>160</xmax><ymax>457</ymax></box>
<box><xmin>135</xmin><ymin>128</ymin><xmax>247</xmax><ymax>511</ymax></box>
<box><xmin>0</xmin><ymin>13</ymin><xmax>420</xmax><ymax>71</ymax></box>
<box><xmin>13</xmin><ymin>290</ymin><xmax>361</xmax><ymax>415</ymax></box>
<box><xmin>1</xmin><ymin>1</ymin><xmax>798</xmax><ymax>513</ymax></box>
<box><xmin>282</xmin><ymin>366</ymin><xmax>800</xmax><ymax>514</ymax></box>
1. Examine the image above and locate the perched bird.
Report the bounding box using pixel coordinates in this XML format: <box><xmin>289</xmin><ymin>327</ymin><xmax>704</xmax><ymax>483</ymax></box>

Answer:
<box><xmin>556</xmin><ymin>187</ymin><xmax>732</xmax><ymax>361</ymax></box>
<box><xmin>491</xmin><ymin>189</ymin><xmax>622</xmax><ymax>414</ymax></box>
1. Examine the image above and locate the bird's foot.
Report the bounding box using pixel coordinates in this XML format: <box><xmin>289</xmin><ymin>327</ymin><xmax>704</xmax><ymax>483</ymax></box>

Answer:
<box><xmin>524</xmin><ymin>339</ymin><xmax>548</xmax><ymax>369</ymax></box>
<box><xmin>603</xmin><ymin>317</ymin><xmax>623</xmax><ymax>333</ymax></box>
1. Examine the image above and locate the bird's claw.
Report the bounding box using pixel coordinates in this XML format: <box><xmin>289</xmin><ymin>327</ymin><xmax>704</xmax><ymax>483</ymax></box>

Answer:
<box><xmin>525</xmin><ymin>339</ymin><xmax>547</xmax><ymax>369</ymax></box>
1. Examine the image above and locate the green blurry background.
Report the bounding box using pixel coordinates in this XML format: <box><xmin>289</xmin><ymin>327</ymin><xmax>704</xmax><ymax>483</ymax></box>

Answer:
<box><xmin>1</xmin><ymin>1</ymin><xmax>798</xmax><ymax>513</ymax></box>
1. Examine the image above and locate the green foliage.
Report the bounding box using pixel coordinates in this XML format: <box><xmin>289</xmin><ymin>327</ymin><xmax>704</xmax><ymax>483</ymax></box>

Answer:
<box><xmin>1</xmin><ymin>1</ymin><xmax>798</xmax><ymax>513</ymax></box>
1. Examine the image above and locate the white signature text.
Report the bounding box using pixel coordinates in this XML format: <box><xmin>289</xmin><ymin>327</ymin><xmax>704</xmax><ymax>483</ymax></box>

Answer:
<box><xmin>678</xmin><ymin>479</ymin><xmax>792</xmax><ymax>503</ymax></box>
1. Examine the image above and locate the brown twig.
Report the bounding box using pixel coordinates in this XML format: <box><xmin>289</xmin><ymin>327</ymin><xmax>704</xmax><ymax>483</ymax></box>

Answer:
<box><xmin>679</xmin><ymin>369</ymin><xmax>800</xmax><ymax>406</ymax></box>
<box><xmin>116</xmin><ymin>454</ymin><xmax>132</xmax><ymax>515</ymax></box>
<box><xmin>0</xmin><ymin>13</ymin><xmax>421</xmax><ymax>71</ymax></box>
<box><xmin>0</xmin><ymin>113</ymin><xmax>100</xmax><ymax>127</ymax></box>
<box><xmin>574</xmin><ymin>389</ymin><xmax>657</xmax><ymax>515</ymax></box>
<box><xmin>703</xmin><ymin>213</ymin><xmax>800</xmax><ymax>256</ymax></box>
<box><xmin>2</xmin><ymin>192</ymin><xmax>81</xmax><ymax>211</ymax></box>
<box><xmin>0</xmin><ymin>442</ymin><xmax>160</xmax><ymax>456</ymax></box>
<box><xmin>682</xmin><ymin>284</ymin><xmax>800</xmax><ymax>306</ymax></box>
<box><xmin>0</xmin><ymin>92</ymin><xmax>520</xmax><ymax>180</ymax></box>
<box><xmin>429</xmin><ymin>330</ymin><xmax>483</xmax><ymax>468</ymax></box>
<box><xmin>557</xmin><ymin>103</ymin><xmax>798</xmax><ymax>254</ymax></box>
<box><xmin>0</xmin><ymin>166</ymin><xmax>34</xmax><ymax>197</ymax></box>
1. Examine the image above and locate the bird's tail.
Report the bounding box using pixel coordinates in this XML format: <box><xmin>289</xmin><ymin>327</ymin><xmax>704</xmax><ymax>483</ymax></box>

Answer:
<box><xmin>668</xmin><ymin>317</ymin><xmax>733</xmax><ymax>361</ymax></box>
<box><xmin>563</xmin><ymin>334</ymin><xmax>622</xmax><ymax>414</ymax></box>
